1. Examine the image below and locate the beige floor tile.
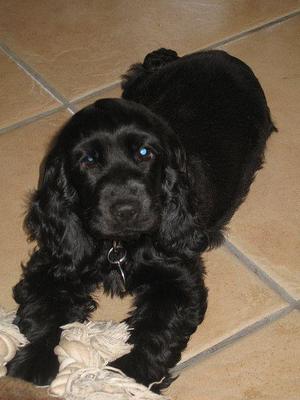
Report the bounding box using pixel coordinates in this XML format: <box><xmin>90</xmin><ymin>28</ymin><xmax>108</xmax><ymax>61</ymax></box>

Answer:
<box><xmin>168</xmin><ymin>310</ymin><xmax>300</xmax><ymax>400</ymax></box>
<box><xmin>73</xmin><ymin>84</ymin><xmax>122</xmax><ymax>111</ymax></box>
<box><xmin>0</xmin><ymin>52</ymin><xmax>60</xmax><ymax>130</ymax></box>
<box><xmin>1</xmin><ymin>1</ymin><xmax>299</xmax><ymax>100</ymax></box>
<box><xmin>219</xmin><ymin>16</ymin><xmax>300</xmax><ymax>299</ymax></box>
<box><xmin>181</xmin><ymin>247</ymin><xmax>286</xmax><ymax>362</ymax></box>
<box><xmin>0</xmin><ymin>111</ymin><xmax>70</xmax><ymax>310</ymax></box>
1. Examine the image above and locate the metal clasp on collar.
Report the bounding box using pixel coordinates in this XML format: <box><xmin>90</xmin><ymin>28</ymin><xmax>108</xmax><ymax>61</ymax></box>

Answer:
<box><xmin>107</xmin><ymin>241</ymin><xmax>127</xmax><ymax>287</ymax></box>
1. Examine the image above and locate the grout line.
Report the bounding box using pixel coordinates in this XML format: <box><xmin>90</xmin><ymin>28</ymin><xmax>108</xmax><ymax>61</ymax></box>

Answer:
<box><xmin>1</xmin><ymin>9</ymin><xmax>299</xmax><ymax>134</ymax></box>
<box><xmin>0</xmin><ymin>41</ymin><xmax>80</xmax><ymax>119</ymax></box>
<box><xmin>71</xmin><ymin>81</ymin><xmax>121</xmax><ymax>105</ymax></box>
<box><xmin>0</xmin><ymin>106</ymin><xmax>66</xmax><ymax>136</ymax></box>
<box><xmin>224</xmin><ymin>239</ymin><xmax>297</xmax><ymax>305</ymax></box>
<box><xmin>0</xmin><ymin>42</ymin><xmax>70</xmax><ymax>108</ymax></box>
<box><xmin>195</xmin><ymin>8</ymin><xmax>300</xmax><ymax>52</ymax></box>
<box><xmin>65</xmin><ymin>10</ymin><xmax>300</xmax><ymax>110</ymax></box>
<box><xmin>172</xmin><ymin>304</ymin><xmax>294</xmax><ymax>374</ymax></box>
<box><xmin>67</xmin><ymin>104</ymin><xmax>77</xmax><ymax>115</ymax></box>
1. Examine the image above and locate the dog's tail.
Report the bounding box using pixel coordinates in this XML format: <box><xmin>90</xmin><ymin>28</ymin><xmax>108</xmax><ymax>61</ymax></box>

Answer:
<box><xmin>122</xmin><ymin>48</ymin><xmax>179</xmax><ymax>92</ymax></box>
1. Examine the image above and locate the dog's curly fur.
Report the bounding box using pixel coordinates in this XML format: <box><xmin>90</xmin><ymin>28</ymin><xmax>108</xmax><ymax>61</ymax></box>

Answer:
<box><xmin>7</xmin><ymin>49</ymin><xmax>275</xmax><ymax>392</ymax></box>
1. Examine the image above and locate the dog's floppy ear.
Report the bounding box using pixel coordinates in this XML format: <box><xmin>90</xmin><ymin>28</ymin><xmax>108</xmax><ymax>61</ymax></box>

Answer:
<box><xmin>25</xmin><ymin>145</ymin><xmax>91</xmax><ymax>268</ymax></box>
<box><xmin>159</xmin><ymin>136</ymin><xmax>209</xmax><ymax>256</ymax></box>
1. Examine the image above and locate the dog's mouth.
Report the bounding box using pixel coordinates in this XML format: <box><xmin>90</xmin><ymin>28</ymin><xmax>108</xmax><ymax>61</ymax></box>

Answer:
<box><xmin>99</xmin><ymin>223</ymin><xmax>159</xmax><ymax>241</ymax></box>
<box><xmin>101</xmin><ymin>229</ymin><xmax>143</xmax><ymax>241</ymax></box>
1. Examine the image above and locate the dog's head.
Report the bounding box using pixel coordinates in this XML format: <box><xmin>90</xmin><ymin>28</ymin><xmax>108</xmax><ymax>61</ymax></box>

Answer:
<box><xmin>26</xmin><ymin>99</ymin><xmax>206</xmax><ymax>266</ymax></box>
<box><xmin>65</xmin><ymin>99</ymin><xmax>176</xmax><ymax>240</ymax></box>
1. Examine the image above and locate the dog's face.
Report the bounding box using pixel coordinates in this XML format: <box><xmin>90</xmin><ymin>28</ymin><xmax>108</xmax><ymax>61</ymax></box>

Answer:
<box><xmin>74</xmin><ymin>129</ymin><xmax>162</xmax><ymax>240</ymax></box>
<box><xmin>44</xmin><ymin>99</ymin><xmax>180</xmax><ymax>242</ymax></box>
<box><xmin>69</xmin><ymin>104</ymin><xmax>166</xmax><ymax>240</ymax></box>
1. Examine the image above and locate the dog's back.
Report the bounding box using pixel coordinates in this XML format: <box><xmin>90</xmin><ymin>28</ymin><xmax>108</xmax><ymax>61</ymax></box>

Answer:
<box><xmin>122</xmin><ymin>48</ymin><xmax>276</xmax><ymax>237</ymax></box>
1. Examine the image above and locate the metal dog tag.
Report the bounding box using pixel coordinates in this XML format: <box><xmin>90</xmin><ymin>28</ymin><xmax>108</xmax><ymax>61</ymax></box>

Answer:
<box><xmin>107</xmin><ymin>241</ymin><xmax>127</xmax><ymax>289</ymax></box>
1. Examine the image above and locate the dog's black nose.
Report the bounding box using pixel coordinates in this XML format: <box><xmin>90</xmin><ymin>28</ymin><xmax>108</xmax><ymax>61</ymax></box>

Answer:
<box><xmin>110</xmin><ymin>201</ymin><xmax>140</xmax><ymax>222</ymax></box>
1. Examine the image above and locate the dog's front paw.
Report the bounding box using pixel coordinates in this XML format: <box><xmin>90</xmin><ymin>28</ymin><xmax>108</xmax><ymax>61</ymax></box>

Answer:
<box><xmin>110</xmin><ymin>350</ymin><xmax>170</xmax><ymax>393</ymax></box>
<box><xmin>6</xmin><ymin>342</ymin><xmax>59</xmax><ymax>386</ymax></box>
<box><xmin>110</xmin><ymin>352</ymin><xmax>140</xmax><ymax>382</ymax></box>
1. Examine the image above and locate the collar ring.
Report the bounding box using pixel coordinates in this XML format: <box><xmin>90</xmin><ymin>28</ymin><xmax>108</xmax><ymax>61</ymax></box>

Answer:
<box><xmin>107</xmin><ymin>244</ymin><xmax>127</xmax><ymax>265</ymax></box>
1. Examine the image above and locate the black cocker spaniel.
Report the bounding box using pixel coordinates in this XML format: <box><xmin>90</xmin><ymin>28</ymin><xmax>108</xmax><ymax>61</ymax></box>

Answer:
<box><xmin>7</xmin><ymin>49</ymin><xmax>275</xmax><ymax>391</ymax></box>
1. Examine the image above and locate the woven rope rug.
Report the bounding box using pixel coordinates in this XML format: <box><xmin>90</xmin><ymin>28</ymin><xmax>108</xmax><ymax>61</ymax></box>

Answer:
<box><xmin>0</xmin><ymin>308</ymin><xmax>168</xmax><ymax>400</ymax></box>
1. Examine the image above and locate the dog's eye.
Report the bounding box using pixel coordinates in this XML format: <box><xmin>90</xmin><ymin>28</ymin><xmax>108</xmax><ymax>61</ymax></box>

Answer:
<box><xmin>135</xmin><ymin>146</ymin><xmax>155</xmax><ymax>162</ymax></box>
<box><xmin>81</xmin><ymin>153</ymin><xmax>97</xmax><ymax>168</ymax></box>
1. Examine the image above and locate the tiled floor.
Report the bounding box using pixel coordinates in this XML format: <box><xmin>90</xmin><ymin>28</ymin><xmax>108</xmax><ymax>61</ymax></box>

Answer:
<box><xmin>0</xmin><ymin>1</ymin><xmax>299</xmax><ymax>399</ymax></box>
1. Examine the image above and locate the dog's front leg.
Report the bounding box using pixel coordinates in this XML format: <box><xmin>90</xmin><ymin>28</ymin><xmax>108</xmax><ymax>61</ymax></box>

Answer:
<box><xmin>6</xmin><ymin>263</ymin><xmax>97</xmax><ymax>385</ymax></box>
<box><xmin>111</xmin><ymin>262</ymin><xmax>207</xmax><ymax>392</ymax></box>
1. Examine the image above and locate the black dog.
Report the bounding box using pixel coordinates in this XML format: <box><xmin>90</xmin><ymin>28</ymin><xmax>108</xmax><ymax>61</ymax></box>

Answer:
<box><xmin>7</xmin><ymin>49</ymin><xmax>275</xmax><ymax>391</ymax></box>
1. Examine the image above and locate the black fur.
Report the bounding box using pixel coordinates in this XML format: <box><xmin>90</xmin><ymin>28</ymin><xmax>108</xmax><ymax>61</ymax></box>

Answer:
<box><xmin>7</xmin><ymin>49</ymin><xmax>275</xmax><ymax>392</ymax></box>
